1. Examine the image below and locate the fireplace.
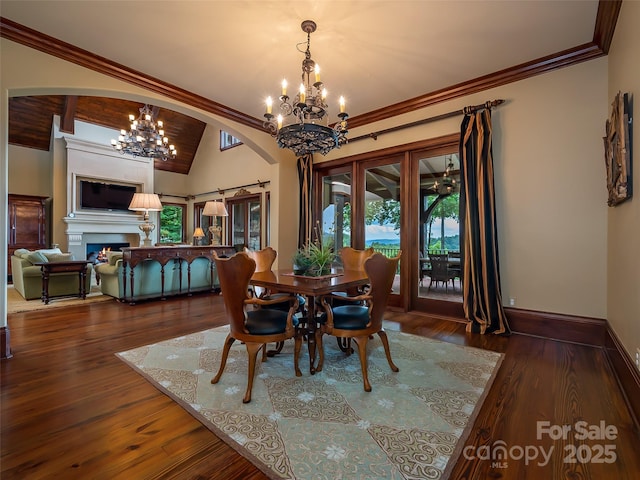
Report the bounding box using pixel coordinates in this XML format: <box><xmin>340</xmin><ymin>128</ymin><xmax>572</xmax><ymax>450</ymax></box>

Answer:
<box><xmin>86</xmin><ymin>242</ymin><xmax>130</xmax><ymax>263</ymax></box>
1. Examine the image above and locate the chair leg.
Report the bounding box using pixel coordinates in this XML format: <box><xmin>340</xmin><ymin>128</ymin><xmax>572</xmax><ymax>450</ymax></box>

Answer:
<box><xmin>336</xmin><ymin>337</ymin><xmax>353</xmax><ymax>354</ymax></box>
<box><xmin>242</xmin><ymin>342</ymin><xmax>264</xmax><ymax>404</ymax></box>
<box><xmin>354</xmin><ymin>335</ymin><xmax>372</xmax><ymax>392</ymax></box>
<box><xmin>266</xmin><ymin>341</ymin><xmax>285</xmax><ymax>358</ymax></box>
<box><xmin>315</xmin><ymin>330</ymin><xmax>325</xmax><ymax>372</ymax></box>
<box><xmin>211</xmin><ymin>334</ymin><xmax>235</xmax><ymax>384</ymax></box>
<box><xmin>377</xmin><ymin>330</ymin><xmax>399</xmax><ymax>373</ymax></box>
<box><xmin>294</xmin><ymin>333</ymin><xmax>302</xmax><ymax>377</ymax></box>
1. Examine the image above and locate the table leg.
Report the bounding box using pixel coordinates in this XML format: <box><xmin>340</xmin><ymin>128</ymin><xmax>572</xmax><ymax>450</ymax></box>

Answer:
<box><xmin>41</xmin><ymin>267</ymin><xmax>50</xmax><ymax>304</ymax></box>
<box><xmin>79</xmin><ymin>269</ymin><xmax>87</xmax><ymax>299</ymax></box>
<box><xmin>307</xmin><ymin>295</ymin><xmax>317</xmax><ymax>374</ymax></box>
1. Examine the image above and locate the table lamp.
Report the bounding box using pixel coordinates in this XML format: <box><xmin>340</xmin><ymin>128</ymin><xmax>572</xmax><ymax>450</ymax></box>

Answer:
<box><xmin>193</xmin><ymin>227</ymin><xmax>205</xmax><ymax>245</ymax></box>
<box><xmin>202</xmin><ymin>201</ymin><xmax>228</xmax><ymax>245</ymax></box>
<box><xmin>128</xmin><ymin>193</ymin><xmax>163</xmax><ymax>247</ymax></box>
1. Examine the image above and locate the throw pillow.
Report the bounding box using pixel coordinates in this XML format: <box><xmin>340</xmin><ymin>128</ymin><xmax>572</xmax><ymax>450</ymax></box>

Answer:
<box><xmin>38</xmin><ymin>248</ymin><xmax>63</xmax><ymax>255</ymax></box>
<box><xmin>26</xmin><ymin>251</ymin><xmax>48</xmax><ymax>265</ymax></box>
<box><xmin>13</xmin><ymin>248</ymin><xmax>31</xmax><ymax>257</ymax></box>
<box><xmin>44</xmin><ymin>253</ymin><xmax>74</xmax><ymax>262</ymax></box>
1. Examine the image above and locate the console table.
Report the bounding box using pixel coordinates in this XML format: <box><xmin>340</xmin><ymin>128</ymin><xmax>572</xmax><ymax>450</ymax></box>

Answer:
<box><xmin>34</xmin><ymin>260</ymin><xmax>91</xmax><ymax>304</ymax></box>
<box><xmin>121</xmin><ymin>245</ymin><xmax>234</xmax><ymax>304</ymax></box>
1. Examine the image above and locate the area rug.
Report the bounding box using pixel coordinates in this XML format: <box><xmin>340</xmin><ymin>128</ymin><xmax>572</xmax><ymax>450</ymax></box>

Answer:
<box><xmin>117</xmin><ymin>325</ymin><xmax>503</xmax><ymax>479</ymax></box>
<box><xmin>6</xmin><ymin>284</ymin><xmax>112</xmax><ymax>314</ymax></box>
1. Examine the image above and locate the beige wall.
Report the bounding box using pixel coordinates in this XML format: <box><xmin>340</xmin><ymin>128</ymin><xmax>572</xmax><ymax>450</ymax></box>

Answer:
<box><xmin>607</xmin><ymin>0</ymin><xmax>640</xmax><ymax>369</ymax></box>
<box><xmin>318</xmin><ymin>59</ymin><xmax>609</xmax><ymax>319</ymax></box>
<box><xmin>0</xmin><ymin>25</ymin><xmax>626</xmax><ymax>343</ymax></box>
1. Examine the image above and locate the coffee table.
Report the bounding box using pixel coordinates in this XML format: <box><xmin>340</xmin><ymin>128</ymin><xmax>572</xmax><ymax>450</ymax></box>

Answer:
<box><xmin>34</xmin><ymin>261</ymin><xmax>91</xmax><ymax>304</ymax></box>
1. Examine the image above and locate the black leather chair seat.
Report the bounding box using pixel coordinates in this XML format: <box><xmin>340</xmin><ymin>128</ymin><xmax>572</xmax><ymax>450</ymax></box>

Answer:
<box><xmin>246</xmin><ymin>309</ymin><xmax>290</xmax><ymax>335</ymax></box>
<box><xmin>324</xmin><ymin>305</ymin><xmax>370</xmax><ymax>330</ymax></box>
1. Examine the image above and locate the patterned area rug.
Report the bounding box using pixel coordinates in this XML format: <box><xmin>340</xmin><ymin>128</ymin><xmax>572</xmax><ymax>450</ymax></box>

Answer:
<box><xmin>117</xmin><ymin>326</ymin><xmax>503</xmax><ymax>479</ymax></box>
<box><xmin>6</xmin><ymin>284</ymin><xmax>112</xmax><ymax>314</ymax></box>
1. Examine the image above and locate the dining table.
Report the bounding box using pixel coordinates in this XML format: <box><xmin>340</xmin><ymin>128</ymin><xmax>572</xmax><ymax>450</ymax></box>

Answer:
<box><xmin>250</xmin><ymin>268</ymin><xmax>369</xmax><ymax>374</ymax></box>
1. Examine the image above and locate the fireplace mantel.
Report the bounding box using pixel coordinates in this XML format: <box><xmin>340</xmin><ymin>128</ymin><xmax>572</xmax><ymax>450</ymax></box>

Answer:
<box><xmin>64</xmin><ymin>213</ymin><xmax>147</xmax><ymax>260</ymax></box>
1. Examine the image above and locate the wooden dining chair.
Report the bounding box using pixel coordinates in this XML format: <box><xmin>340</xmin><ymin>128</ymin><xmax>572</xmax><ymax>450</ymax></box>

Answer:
<box><xmin>330</xmin><ymin>246</ymin><xmax>375</xmax><ymax>351</ymax></box>
<box><xmin>245</xmin><ymin>246</ymin><xmax>306</xmax><ymax>310</ymax></box>
<box><xmin>212</xmin><ymin>251</ymin><xmax>301</xmax><ymax>403</ymax></box>
<box><xmin>245</xmin><ymin>246</ymin><xmax>306</xmax><ymax>358</ymax></box>
<box><xmin>316</xmin><ymin>252</ymin><xmax>401</xmax><ymax>392</ymax></box>
<box><xmin>340</xmin><ymin>246</ymin><xmax>375</xmax><ymax>271</ymax></box>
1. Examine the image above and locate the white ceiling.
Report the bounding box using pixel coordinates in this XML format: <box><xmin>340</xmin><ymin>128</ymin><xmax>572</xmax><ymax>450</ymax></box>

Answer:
<box><xmin>0</xmin><ymin>0</ymin><xmax>599</xmax><ymax>122</ymax></box>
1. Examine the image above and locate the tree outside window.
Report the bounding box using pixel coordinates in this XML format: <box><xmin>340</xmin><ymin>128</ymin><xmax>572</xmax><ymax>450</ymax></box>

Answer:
<box><xmin>159</xmin><ymin>204</ymin><xmax>186</xmax><ymax>243</ymax></box>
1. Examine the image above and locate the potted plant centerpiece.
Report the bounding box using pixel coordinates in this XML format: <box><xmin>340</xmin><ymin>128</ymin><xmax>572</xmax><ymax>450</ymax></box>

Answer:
<box><xmin>292</xmin><ymin>239</ymin><xmax>336</xmax><ymax>277</ymax></box>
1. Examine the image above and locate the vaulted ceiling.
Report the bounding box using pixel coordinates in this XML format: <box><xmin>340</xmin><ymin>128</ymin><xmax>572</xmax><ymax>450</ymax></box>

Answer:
<box><xmin>1</xmin><ymin>1</ymin><xmax>621</xmax><ymax>175</ymax></box>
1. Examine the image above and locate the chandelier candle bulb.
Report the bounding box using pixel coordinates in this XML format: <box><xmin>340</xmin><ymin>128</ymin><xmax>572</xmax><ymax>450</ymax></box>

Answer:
<box><xmin>266</xmin><ymin>96</ymin><xmax>273</xmax><ymax>114</ymax></box>
<box><xmin>339</xmin><ymin>96</ymin><xmax>346</xmax><ymax>113</ymax></box>
<box><xmin>277</xmin><ymin>115</ymin><xmax>283</xmax><ymax>130</ymax></box>
<box><xmin>322</xmin><ymin>88</ymin><xmax>327</xmax><ymax>100</ymax></box>
<box><xmin>281</xmin><ymin>79</ymin><xmax>287</xmax><ymax>96</ymax></box>
<box><xmin>299</xmin><ymin>84</ymin><xmax>306</xmax><ymax>104</ymax></box>
<box><xmin>315</xmin><ymin>64</ymin><xmax>321</xmax><ymax>83</ymax></box>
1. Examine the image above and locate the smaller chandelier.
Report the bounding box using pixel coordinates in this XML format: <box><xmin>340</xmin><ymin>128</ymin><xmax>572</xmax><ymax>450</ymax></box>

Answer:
<box><xmin>111</xmin><ymin>104</ymin><xmax>177</xmax><ymax>161</ymax></box>
<box><xmin>263</xmin><ymin>20</ymin><xmax>348</xmax><ymax>157</ymax></box>
<box><xmin>431</xmin><ymin>156</ymin><xmax>458</xmax><ymax>194</ymax></box>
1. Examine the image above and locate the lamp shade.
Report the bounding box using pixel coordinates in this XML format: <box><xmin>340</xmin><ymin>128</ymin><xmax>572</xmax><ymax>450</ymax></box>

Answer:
<box><xmin>202</xmin><ymin>201</ymin><xmax>228</xmax><ymax>216</ymax></box>
<box><xmin>129</xmin><ymin>193</ymin><xmax>163</xmax><ymax>211</ymax></box>
<box><xmin>193</xmin><ymin>227</ymin><xmax>205</xmax><ymax>237</ymax></box>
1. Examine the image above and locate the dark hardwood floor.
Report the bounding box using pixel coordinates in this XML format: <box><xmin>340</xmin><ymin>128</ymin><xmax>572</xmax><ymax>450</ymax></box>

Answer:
<box><xmin>2</xmin><ymin>293</ymin><xmax>639</xmax><ymax>479</ymax></box>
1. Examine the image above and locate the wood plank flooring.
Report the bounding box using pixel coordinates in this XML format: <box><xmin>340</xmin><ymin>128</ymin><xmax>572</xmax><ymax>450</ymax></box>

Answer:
<box><xmin>2</xmin><ymin>293</ymin><xmax>639</xmax><ymax>479</ymax></box>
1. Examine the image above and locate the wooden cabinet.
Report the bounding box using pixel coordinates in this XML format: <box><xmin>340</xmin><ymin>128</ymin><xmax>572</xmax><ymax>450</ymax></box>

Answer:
<box><xmin>8</xmin><ymin>194</ymin><xmax>47</xmax><ymax>278</ymax></box>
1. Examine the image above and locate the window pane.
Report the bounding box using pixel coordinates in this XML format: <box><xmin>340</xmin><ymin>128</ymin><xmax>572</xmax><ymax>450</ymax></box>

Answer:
<box><xmin>321</xmin><ymin>173</ymin><xmax>352</xmax><ymax>249</ymax></box>
<box><xmin>160</xmin><ymin>205</ymin><xmax>184</xmax><ymax>243</ymax></box>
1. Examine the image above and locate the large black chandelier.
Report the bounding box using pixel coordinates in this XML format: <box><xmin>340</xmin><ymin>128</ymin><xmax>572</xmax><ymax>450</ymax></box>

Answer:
<box><xmin>111</xmin><ymin>104</ymin><xmax>177</xmax><ymax>161</ymax></box>
<box><xmin>263</xmin><ymin>20</ymin><xmax>348</xmax><ymax>157</ymax></box>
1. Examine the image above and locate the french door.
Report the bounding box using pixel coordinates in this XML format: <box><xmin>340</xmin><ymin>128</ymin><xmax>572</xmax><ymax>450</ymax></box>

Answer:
<box><xmin>314</xmin><ymin>134</ymin><xmax>463</xmax><ymax>316</ymax></box>
<box><xmin>226</xmin><ymin>193</ymin><xmax>261</xmax><ymax>250</ymax></box>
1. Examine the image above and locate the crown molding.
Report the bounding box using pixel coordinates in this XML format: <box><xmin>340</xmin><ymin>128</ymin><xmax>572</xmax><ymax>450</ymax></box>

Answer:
<box><xmin>0</xmin><ymin>17</ymin><xmax>264</xmax><ymax>131</ymax></box>
<box><xmin>1</xmin><ymin>1</ymin><xmax>621</xmax><ymax>131</ymax></box>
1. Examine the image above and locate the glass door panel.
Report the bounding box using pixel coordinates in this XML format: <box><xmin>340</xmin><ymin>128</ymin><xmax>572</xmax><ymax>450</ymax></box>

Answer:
<box><xmin>363</xmin><ymin>162</ymin><xmax>401</xmax><ymax>296</ymax></box>
<box><xmin>227</xmin><ymin>194</ymin><xmax>262</xmax><ymax>250</ymax></box>
<box><xmin>416</xmin><ymin>153</ymin><xmax>462</xmax><ymax>301</ymax></box>
<box><xmin>232</xmin><ymin>203</ymin><xmax>246</xmax><ymax>247</ymax></box>
<box><xmin>248</xmin><ymin>199</ymin><xmax>261</xmax><ymax>250</ymax></box>
<box><xmin>320</xmin><ymin>172</ymin><xmax>352</xmax><ymax>253</ymax></box>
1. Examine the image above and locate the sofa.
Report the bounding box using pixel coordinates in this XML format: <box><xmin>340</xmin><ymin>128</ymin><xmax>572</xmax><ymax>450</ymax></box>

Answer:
<box><xmin>11</xmin><ymin>248</ymin><xmax>93</xmax><ymax>300</ymax></box>
<box><xmin>95</xmin><ymin>252</ymin><xmax>219</xmax><ymax>302</ymax></box>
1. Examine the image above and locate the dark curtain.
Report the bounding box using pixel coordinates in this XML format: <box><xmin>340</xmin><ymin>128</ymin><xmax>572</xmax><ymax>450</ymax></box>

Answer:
<box><xmin>297</xmin><ymin>154</ymin><xmax>313</xmax><ymax>248</ymax></box>
<box><xmin>459</xmin><ymin>107</ymin><xmax>510</xmax><ymax>335</ymax></box>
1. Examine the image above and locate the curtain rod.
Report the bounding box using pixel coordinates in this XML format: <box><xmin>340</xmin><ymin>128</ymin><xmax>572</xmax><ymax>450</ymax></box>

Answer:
<box><xmin>347</xmin><ymin>99</ymin><xmax>504</xmax><ymax>143</ymax></box>
<box><xmin>194</xmin><ymin>179</ymin><xmax>271</xmax><ymax>198</ymax></box>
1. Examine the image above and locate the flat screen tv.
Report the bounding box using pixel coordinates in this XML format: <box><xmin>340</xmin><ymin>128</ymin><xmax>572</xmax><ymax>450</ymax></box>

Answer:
<box><xmin>80</xmin><ymin>180</ymin><xmax>137</xmax><ymax>212</ymax></box>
